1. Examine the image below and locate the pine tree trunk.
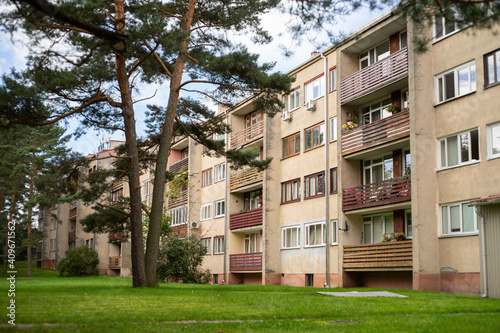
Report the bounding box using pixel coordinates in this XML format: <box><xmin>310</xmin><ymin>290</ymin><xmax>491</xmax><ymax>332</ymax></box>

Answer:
<box><xmin>114</xmin><ymin>0</ymin><xmax>145</xmax><ymax>287</ymax></box>
<box><xmin>144</xmin><ymin>0</ymin><xmax>198</xmax><ymax>287</ymax></box>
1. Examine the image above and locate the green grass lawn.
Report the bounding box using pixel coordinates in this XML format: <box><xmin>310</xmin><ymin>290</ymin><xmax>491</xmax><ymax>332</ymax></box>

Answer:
<box><xmin>1</xmin><ymin>261</ymin><xmax>500</xmax><ymax>332</ymax></box>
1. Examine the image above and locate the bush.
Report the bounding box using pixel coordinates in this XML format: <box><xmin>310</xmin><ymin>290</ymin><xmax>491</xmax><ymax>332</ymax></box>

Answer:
<box><xmin>59</xmin><ymin>245</ymin><xmax>99</xmax><ymax>277</ymax></box>
<box><xmin>157</xmin><ymin>234</ymin><xmax>211</xmax><ymax>284</ymax></box>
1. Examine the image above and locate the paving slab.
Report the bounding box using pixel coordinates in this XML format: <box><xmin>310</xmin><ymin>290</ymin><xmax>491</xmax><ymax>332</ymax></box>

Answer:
<box><xmin>317</xmin><ymin>291</ymin><xmax>408</xmax><ymax>298</ymax></box>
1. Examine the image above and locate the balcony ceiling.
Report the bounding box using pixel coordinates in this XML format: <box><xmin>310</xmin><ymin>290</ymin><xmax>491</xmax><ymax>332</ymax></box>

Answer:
<box><xmin>230</xmin><ymin>181</ymin><xmax>263</xmax><ymax>194</ymax></box>
<box><xmin>171</xmin><ymin>136</ymin><xmax>189</xmax><ymax>150</ymax></box>
<box><xmin>343</xmin><ymin>137</ymin><xmax>410</xmax><ymax>160</ymax></box>
<box><xmin>343</xmin><ymin>77</ymin><xmax>408</xmax><ymax>107</ymax></box>
<box><xmin>343</xmin><ymin>201</ymin><xmax>411</xmax><ymax>216</ymax></box>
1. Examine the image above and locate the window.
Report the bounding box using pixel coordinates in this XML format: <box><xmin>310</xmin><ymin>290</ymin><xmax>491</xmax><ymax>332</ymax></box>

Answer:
<box><xmin>435</xmin><ymin>61</ymin><xmax>476</xmax><ymax>104</ymax></box>
<box><xmin>244</xmin><ymin>232</ymin><xmax>260</xmax><ymax>253</ymax></box>
<box><xmin>363</xmin><ymin>155</ymin><xmax>393</xmax><ymax>185</ymax></box>
<box><xmin>214</xmin><ymin>236</ymin><xmax>225</xmax><ymax>254</ymax></box>
<box><xmin>214</xmin><ymin>200</ymin><xmax>225</xmax><ymax>218</ymax></box>
<box><xmin>141</xmin><ymin>180</ymin><xmax>149</xmax><ymax>202</ymax></box>
<box><xmin>405</xmin><ymin>210</ymin><xmax>412</xmax><ymax>239</ymax></box>
<box><xmin>329</xmin><ymin>168</ymin><xmax>338</xmax><ymax>194</ymax></box>
<box><xmin>214</xmin><ymin>163</ymin><xmax>225</xmax><ymax>182</ymax></box>
<box><xmin>202</xmin><ymin>168</ymin><xmax>212</xmax><ymax>187</ymax></box>
<box><xmin>359</xmin><ymin>40</ymin><xmax>390</xmax><ymax>69</ymax></box>
<box><xmin>360</xmin><ymin>97</ymin><xmax>392</xmax><ymax>125</ymax></box>
<box><xmin>441</xmin><ymin>201</ymin><xmax>477</xmax><ymax>235</ymax></box>
<box><xmin>404</xmin><ymin>149</ymin><xmax>411</xmax><ymax>177</ymax></box>
<box><xmin>282</xmin><ymin>133</ymin><xmax>300</xmax><ymax>158</ymax></box>
<box><xmin>433</xmin><ymin>9</ymin><xmax>462</xmax><ymax>41</ymax></box>
<box><xmin>281</xmin><ymin>178</ymin><xmax>301</xmax><ymax>204</ymax></box>
<box><xmin>169</xmin><ymin>206</ymin><xmax>187</xmax><ymax>226</ymax></box>
<box><xmin>487</xmin><ymin>122</ymin><xmax>500</xmax><ymax>159</ymax></box>
<box><xmin>329</xmin><ymin>117</ymin><xmax>337</xmax><ymax>142</ymax></box>
<box><xmin>282</xmin><ymin>226</ymin><xmax>300</xmax><ymax>249</ymax></box>
<box><xmin>50</xmin><ymin>239</ymin><xmax>55</xmax><ymax>251</ymax></box>
<box><xmin>331</xmin><ymin>220</ymin><xmax>338</xmax><ymax>245</ymax></box>
<box><xmin>329</xmin><ymin>67</ymin><xmax>336</xmax><ymax>92</ymax></box>
<box><xmin>283</xmin><ymin>88</ymin><xmax>300</xmax><ymax>112</ymax></box>
<box><xmin>244</xmin><ymin>191</ymin><xmax>262</xmax><ymax>210</ymax></box>
<box><xmin>111</xmin><ymin>187</ymin><xmax>124</xmax><ymax>205</ymax></box>
<box><xmin>181</xmin><ymin>147</ymin><xmax>189</xmax><ymax>159</ymax></box>
<box><xmin>305</xmin><ymin>222</ymin><xmax>326</xmax><ymax>247</ymax></box>
<box><xmin>200</xmin><ymin>203</ymin><xmax>212</xmax><ymax>221</ymax></box>
<box><xmin>439</xmin><ymin>129</ymin><xmax>479</xmax><ymax>168</ymax></box>
<box><xmin>305</xmin><ymin>123</ymin><xmax>325</xmax><ymax>150</ymax></box>
<box><xmin>305</xmin><ymin>172</ymin><xmax>325</xmax><ymax>199</ymax></box>
<box><xmin>214</xmin><ymin>133</ymin><xmax>226</xmax><ymax>145</ymax></box>
<box><xmin>51</xmin><ymin>219</ymin><xmax>56</xmax><ymax>230</ymax></box>
<box><xmin>201</xmin><ymin>238</ymin><xmax>211</xmax><ymax>255</ymax></box>
<box><xmin>400</xmin><ymin>31</ymin><xmax>408</xmax><ymax>49</ymax></box>
<box><xmin>305</xmin><ymin>75</ymin><xmax>325</xmax><ymax>102</ymax></box>
<box><xmin>363</xmin><ymin>215</ymin><xmax>394</xmax><ymax>244</ymax></box>
<box><xmin>485</xmin><ymin>49</ymin><xmax>500</xmax><ymax>87</ymax></box>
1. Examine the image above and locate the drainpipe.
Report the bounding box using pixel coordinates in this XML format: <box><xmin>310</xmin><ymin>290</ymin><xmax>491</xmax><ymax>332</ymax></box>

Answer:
<box><xmin>320</xmin><ymin>53</ymin><xmax>330</xmax><ymax>288</ymax></box>
<box><xmin>223</xmin><ymin>111</ymin><xmax>228</xmax><ymax>284</ymax></box>
<box><xmin>475</xmin><ymin>206</ymin><xmax>488</xmax><ymax>298</ymax></box>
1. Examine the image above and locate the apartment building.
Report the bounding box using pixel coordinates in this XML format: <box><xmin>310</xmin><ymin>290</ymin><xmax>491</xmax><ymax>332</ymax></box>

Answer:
<box><xmin>38</xmin><ymin>140</ymin><xmax>132</xmax><ymax>277</ymax></box>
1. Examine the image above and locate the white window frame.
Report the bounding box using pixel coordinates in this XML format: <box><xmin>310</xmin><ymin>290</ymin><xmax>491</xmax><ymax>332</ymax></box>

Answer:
<box><xmin>441</xmin><ymin>201</ymin><xmax>477</xmax><ymax>236</ymax></box>
<box><xmin>435</xmin><ymin>60</ymin><xmax>476</xmax><ymax>104</ymax></box>
<box><xmin>359</xmin><ymin>40</ymin><xmax>390</xmax><ymax>69</ymax></box>
<box><xmin>202</xmin><ymin>168</ymin><xmax>212</xmax><ymax>187</ymax></box>
<box><xmin>405</xmin><ymin>210</ymin><xmax>412</xmax><ymax>239</ymax></box>
<box><xmin>214</xmin><ymin>163</ymin><xmax>225</xmax><ymax>182</ymax></box>
<box><xmin>244</xmin><ymin>232</ymin><xmax>260</xmax><ymax>253</ymax></box>
<box><xmin>360</xmin><ymin>96</ymin><xmax>392</xmax><ymax>125</ymax></box>
<box><xmin>281</xmin><ymin>225</ymin><xmax>301</xmax><ymax>249</ymax></box>
<box><xmin>329</xmin><ymin>68</ymin><xmax>336</xmax><ymax>92</ymax></box>
<box><xmin>169</xmin><ymin>205</ymin><xmax>187</xmax><ymax>226</ymax></box>
<box><xmin>305</xmin><ymin>75</ymin><xmax>325</xmax><ymax>103</ymax></box>
<box><xmin>200</xmin><ymin>203</ymin><xmax>212</xmax><ymax>221</ymax></box>
<box><xmin>433</xmin><ymin>9</ymin><xmax>462</xmax><ymax>42</ymax></box>
<box><xmin>305</xmin><ymin>221</ymin><xmax>326</xmax><ymax>247</ymax></box>
<box><xmin>283</xmin><ymin>88</ymin><xmax>301</xmax><ymax>112</ymax></box>
<box><xmin>487</xmin><ymin>122</ymin><xmax>500</xmax><ymax>160</ymax></box>
<box><xmin>214</xmin><ymin>200</ymin><xmax>225</xmax><ymax>218</ymax></box>
<box><xmin>201</xmin><ymin>238</ymin><xmax>211</xmax><ymax>255</ymax></box>
<box><xmin>331</xmin><ymin>220</ymin><xmax>338</xmax><ymax>245</ymax></box>
<box><xmin>214</xmin><ymin>236</ymin><xmax>225</xmax><ymax>254</ymax></box>
<box><xmin>438</xmin><ymin>128</ymin><xmax>479</xmax><ymax>169</ymax></box>
<box><xmin>329</xmin><ymin>117</ymin><xmax>337</xmax><ymax>142</ymax></box>
<box><xmin>50</xmin><ymin>239</ymin><xmax>55</xmax><ymax>251</ymax></box>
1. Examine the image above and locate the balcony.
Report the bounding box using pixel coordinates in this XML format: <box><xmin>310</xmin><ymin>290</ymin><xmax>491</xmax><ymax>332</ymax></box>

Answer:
<box><xmin>167</xmin><ymin>190</ymin><xmax>188</xmax><ymax>208</ymax></box>
<box><xmin>109</xmin><ymin>256</ymin><xmax>121</xmax><ymax>268</ymax></box>
<box><xmin>168</xmin><ymin>158</ymin><xmax>189</xmax><ymax>174</ymax></box>
<box><xmin>341</xmin><ymin>109</ymin><xmax>410</xmax><ymax>156</ymax></box>
<box><xmin>68</xmin><ymin>231</ymin><xmax>76</xmax><ymax>243</ymax></box>
<box><xmin>343</xmin><ymin>176</ymin><xmax>411</xmax><ymax>211</ymax></box>
<box><xmin>109</xmin><ymin>231</ymin><xmax>122</xmax><ymax>242</ymax></box>
<box><xmin>69</xmin><ymin>207</ymin><xmax>77</xmax><ymax>220</ymax></box>
<box><xmin>230</xmin><ymin>208</ymin><xmax>263</xmax><ymax>230</ymax></box>
<box><xmin>230</xmin><ymin>167</ymin><xmax>263</xmax><ymax>192</ymax></box>
<box><xmin>340</xmin><ymin>47</ymin><xmax>408</xmax><ymax>105</ymax></box>
<box><xmin>230</xmin><ymin>252</ymin><xmax>262</xmax><ymax>271</ymax></box>
<box><xmin>343</xmin><ymin>240</ymin><xmax>413</xmax><ymax>271</ymax></box>
<box><xmin>230</xmin><ymin>122</ymin><xmax>264</xmax><ymax>149</ymax></box>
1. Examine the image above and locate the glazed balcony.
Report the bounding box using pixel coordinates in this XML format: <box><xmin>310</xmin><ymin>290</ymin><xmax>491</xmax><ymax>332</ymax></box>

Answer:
<box><xmin>343</xmin><ymin>240</ymin><xmax>413</xmax><ymax>271</ymax></box>
<box><xmin>230</xmin><ymin>122</ymin><xmax>264</xmax><ymax>149</ymax></box>
<box><xmin>229</xmin><ymin>252</ymin><xmax>262</xmax><ymax>271</ymax></box>
<box><xmin>168</xmin><ymin>190</ymin><xmax>188</xmax><ymax>208</ymax></box>
<box><xmin>230</xmin><ymin>208</ymin><xmax>263</xmax><ymax>230</ymax></box>
<box><xmin>341</xmin><ymin>109</ymin><xmax>409</xmax><ymax>156</ymax></box>
<box><xmin>343</xmin><ymin>176</ymin><xmax>411</xmax><ymax>211</ymax></box>
<box><xmin>230</xmin><ymin>167</ymin><xmax>263</xmax><ymax>192</ymax></box>
<box><xmin>109</xmin><ymin>256</ymin><xmax>121</xmax><ymax>268</ymax></box>
<box><xmin>340</xmin><ymin>47</ymin><xmax>408</xmax><ymax>105</ymax></box>
<box><xmin>168</xmin><ymin>157</ymin><xmax>189</xmax><ymax>174</ymax></box>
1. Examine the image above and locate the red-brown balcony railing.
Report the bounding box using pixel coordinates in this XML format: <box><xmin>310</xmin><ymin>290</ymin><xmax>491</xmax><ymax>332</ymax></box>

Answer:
<box><xmin>343</xmin><ymin>176</ymin><xmax>411</xmax><ymax>211</ymax></box>
<box><xmin>230</xmin><ymin>208</ymin><xmax>263</xmax><ymax>230</ymax></box>
<box><xmin>341</xmin><ymin>109</ymin><xmax>410</xmax><ymax>156</ymax></box>
<box><xmin>340</xmin><ymin>47</ymin><xmax>408</xmax><ymax>105</ymax></box>
<box><xmin>69</xmin><ymin>207</ymin><xmax>77</xmax><ymax>220</ymax></box>
<box><xmin>169</xmin><ymin>157</ymin><xmax>189</xmax><ymax>174</ymax></box>
<box><xmin>230</xmin><ymin>252</ymin><xmax>262</xmax><ymax>271</ymax></box>
<box><xmin>230</xmin><ymin>167</ymin><xmax>263</xmax><ymax>191</ymax></box>
<box><xmin>109</xmin><ymin>231</ymin><xmax>122</xmax><ymax>242</ymax></box>
<box><xmin>230</xmin><ymin>122</ymin><xmax>264</xmax><ymax>149</ymax></box>
<box><xmin>168</xmin><ymin>190</ymin><xmax>188</xmax><ymax>208</ymax></box>
<box><xmin>343</xmin><ymin>240</ymin><xmax>413</xmax><ymax>270</ymax></box>
<box><xmin>109</xmin><ymin>256</ymin><xmax>121</xmax><ymax>268</ymax></box>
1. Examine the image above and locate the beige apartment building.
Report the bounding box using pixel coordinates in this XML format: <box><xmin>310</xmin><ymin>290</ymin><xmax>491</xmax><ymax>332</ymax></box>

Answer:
<box><xmin>38</xmin><ymin>9</ymin><xmax>500</xmax><ymax>296</ymax></box>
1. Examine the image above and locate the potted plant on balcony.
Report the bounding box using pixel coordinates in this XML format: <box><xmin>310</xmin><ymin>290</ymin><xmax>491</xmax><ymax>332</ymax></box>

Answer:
<box><xmin>343</xmin><ymin>112</ymin><xmax>359</xmax><ymax>130</ymax></box>
<box><xmin>381</xmin><ymin>232</ymin><xmax>406</xmax><ymax>243</ymax></box>
<box><xmin>387</xmin><ymin>104</ymin><xmax>400</xmax><ymax>114</ymax></box>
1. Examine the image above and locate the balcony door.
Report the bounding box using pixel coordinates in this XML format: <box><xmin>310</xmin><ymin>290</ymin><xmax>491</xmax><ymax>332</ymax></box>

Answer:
<box><xmin>245</xmin><ymin>110</ymin><xmax>263</xmax><ymax>140</ymax></box>
<box><xmin>359</xmin><ymin>40</ymin><xmax>390</xmax><ymax>69</ymax></box>
<box><xmin>363</xmin><ymin>215</ymin><xmax>394</xmax><ymax>244</ymax></box>
<box><xmin>363</xmin><ymin>155</ymin><xmax>393</xmax><ymax>185</ymax></box>
<box><xmin>245</xmin><ymin>232</ymin><xmax>260</xmax><ymax>253</ymax></box>
<box><xmin>360</xmin><ymin>97</ymin><xmax>392</xmax><ymax>125</ymax></box>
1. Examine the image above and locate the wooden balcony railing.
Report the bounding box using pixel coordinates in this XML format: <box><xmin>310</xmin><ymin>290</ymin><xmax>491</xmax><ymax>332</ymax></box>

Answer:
<box><xmin>230</xmin><ymin>122</ymin><xmax>264</xmax><ymax>149</ymax></box>
<box><xmin>341</xmin><ymin>109</ymin><xmax>410</xmax><ymax>156</ymax></box>
<box><xmin>169</xmin><ymin>158</ymin><xmax>189</xmax><ymax>174</ymax></box>
<box><xmin>109</xmin><ymin>256</ymin><xmax>121</xmax><ymax>268</ymax></box>
<box><xmin>69</xmin><ymin>207</ymin><xmax>77</xmax><ymax>220</ymax></box>
<box><xmin>343</xmin><ymin>240</ymin><xmax>413</xmax><ymax>270</ymax></box>
<box><xmin>343</xmin><ymin>176</ymin><xmax>411</xmax><ymax>211</ymax></box>
<box><xmin>68</xmin><ymin>231</ymin><xmax>76</xmax><ymax>243</ymax></box>
<box><xmin>230</xmin><ymin>208</ymin><xmax>263</xmax><ymax>230</ymax></box>
<box><xmin>168</xmin><ymin>190</ymin><xmax>188</xmax><ymax>208</ymax></box>
<box><xmin>340</xmin><ymin>47</ymin><xmax>408</xmax><ymax>105</ymax></box>
<box><xmin>230</xmin><ymin>167</ymin><xmax>263</xmax><ymax>191</ymax></box>
<box><xmin>230</xmin><ymin>252</ymin><xmax>262</xmax><ymax>271</ymax></box>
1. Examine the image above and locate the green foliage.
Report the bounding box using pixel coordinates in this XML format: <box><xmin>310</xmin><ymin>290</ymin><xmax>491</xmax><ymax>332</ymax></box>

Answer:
<box><xmin>157</xmin><ymin>234</ymin><xmax>211</xmax><ymax>284</ymax></box>
<box><xmin>381</xmin><ymin>232</ymin><xmax>406</xmax><ymax>243</ymax></box>
<box><xmin>58</xmin><ymin>245</ymin><xmax>100</xmax><ymax>277</ymax></box>
<box><xmin>142</xmin><ymin>206</ymin><xmax>172</xmax><ymax>246</ymax></box>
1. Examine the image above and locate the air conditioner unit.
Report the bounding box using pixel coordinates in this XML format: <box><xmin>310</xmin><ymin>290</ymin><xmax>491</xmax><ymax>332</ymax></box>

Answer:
<box><xmin>189</xmin><ymin>221</ymin><xmax>199</xmax><ymax>229</ymax></box>
<box><xmin>282</xmin><ymin>111</ymin><xmax>292</xmax><ymax>122</ymax></box>
<box><xmin>306</xmin><ymin>100</ymin><xmax>316</xmax><ymax>111</ymax></box>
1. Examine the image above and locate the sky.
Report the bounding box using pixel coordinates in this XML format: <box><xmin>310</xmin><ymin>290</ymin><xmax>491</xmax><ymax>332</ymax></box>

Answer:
<box><xmin>0</xmin><ymin>4</ymin><xmax>389</xmax><ymax>155</ymax></box>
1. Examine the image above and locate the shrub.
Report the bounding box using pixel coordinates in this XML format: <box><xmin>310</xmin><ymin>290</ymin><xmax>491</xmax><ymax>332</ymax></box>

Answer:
<box><xmin>157</xmin><ymin>234</ymin><xmax>211</xmax><ymax>284</ymax></box>
<box><xmin>380</xmin><ymin>232</ymin><xmax>406</xmax><ymax>243</ymax></box>
<box><xmin>59</xmin><ymin>245</ymin><xmax>99</xmax><ymax>277</ymax></box>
